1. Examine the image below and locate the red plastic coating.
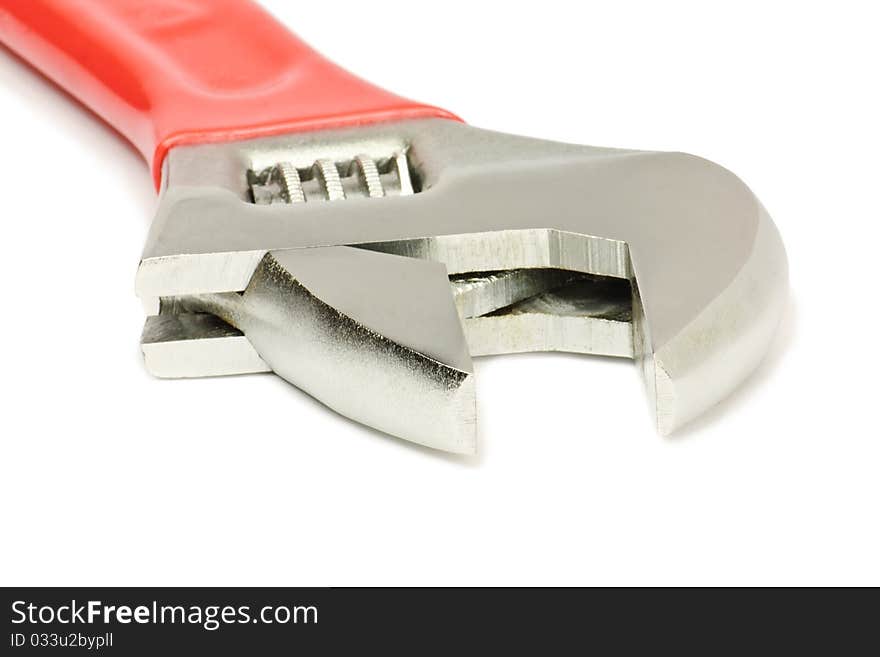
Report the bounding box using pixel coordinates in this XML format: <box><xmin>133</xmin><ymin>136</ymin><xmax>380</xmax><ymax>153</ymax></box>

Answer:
<box><xmin>0</xmin><ymin>0</ymin><xmax>460</xmax><ymax>188</ymax></box>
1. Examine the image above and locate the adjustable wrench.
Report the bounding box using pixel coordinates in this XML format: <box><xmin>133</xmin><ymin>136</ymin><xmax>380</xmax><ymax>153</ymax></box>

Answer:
<box><xmin>0</xmin><ymin>0</ymin><xmax>788</xmax><ymax>453</ymax></box>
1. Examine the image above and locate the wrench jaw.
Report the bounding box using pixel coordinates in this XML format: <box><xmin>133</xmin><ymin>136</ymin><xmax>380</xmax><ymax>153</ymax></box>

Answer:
<box><xmin>159</xmin><ymin>247</ymin><xmax>477</xmax><ymax>454</ymax></box>
<box><xmin>224</xmin><ymin>247</ymin><xmax>477</xmax><ymax>454</ymax></box>
<box><xmin>137</xmin><ymin>118</ymin><xmax>789</xmax><ymax>446</ymax></box>
<box><xmin>643</xmin><ymin>204</ymin><xmax>789</xmax><ymax>435</ymax></box>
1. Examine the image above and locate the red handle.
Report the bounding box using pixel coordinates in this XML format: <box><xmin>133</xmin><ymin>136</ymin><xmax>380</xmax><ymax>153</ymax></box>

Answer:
<box><xmin>0</xmin><ymin>0</ymin><xmax>460</xmax><ymax>188</ymax></box>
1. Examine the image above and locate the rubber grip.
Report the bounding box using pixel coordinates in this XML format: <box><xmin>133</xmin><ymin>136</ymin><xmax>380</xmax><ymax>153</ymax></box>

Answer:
<box><xmin>0</xmin><ymin>0</ymin><xmax>460</xmax><ymax>187</ymax></box>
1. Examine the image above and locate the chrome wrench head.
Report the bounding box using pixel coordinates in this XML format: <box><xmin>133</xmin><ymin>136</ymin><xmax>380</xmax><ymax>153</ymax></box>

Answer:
<box><xmin>138</xmin><ymin>118</ymin><xmax>788</xmax><ymax>452</ymax></box>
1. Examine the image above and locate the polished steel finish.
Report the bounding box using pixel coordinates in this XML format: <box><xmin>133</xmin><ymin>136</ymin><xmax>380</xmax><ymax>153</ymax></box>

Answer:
<box><xmin>146</xmin><ymin>269</ymin><xmax>633</xmax><ymax>377</ymax></box>
<box><xmin>465</xmin><ymin>276</ymin><xmax>633</xmax><ymax>358</ymax></box>
<box><xmin>450</xmin><ymin>269</ymin><xmax>576</xmax><ymax>319</ymax></box>
<box><xmin>145</xmin><ymin>268</ymin><xmax>622</xmax><ymax>374</ymax></box>
<box><xmin>138</xmin><ymin>118</ymin><xmax>788</xmax><ymax>450</ymax></box>
<box><xmin>142</xmin><ymin>312</ymin><xmax>268</xmax><ymax>378</ymax></box>
<box><xmin>171</xmin><ymin>247</ymin><xmax>476</xmax><ymax>453</ymax></box>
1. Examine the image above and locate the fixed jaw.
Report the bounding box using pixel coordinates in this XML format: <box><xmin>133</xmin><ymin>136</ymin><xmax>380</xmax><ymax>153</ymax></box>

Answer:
<box><xmin>139</xmin><ymin>118</ymin><xmax>788</xmax><ymax>449</ymax></box>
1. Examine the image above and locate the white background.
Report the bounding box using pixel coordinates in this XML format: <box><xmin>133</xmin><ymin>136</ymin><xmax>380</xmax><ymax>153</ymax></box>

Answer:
<box><xmin>1</xmin><ymin>0</ymin><xmax>877</xmax><ymax>585</ymax></box>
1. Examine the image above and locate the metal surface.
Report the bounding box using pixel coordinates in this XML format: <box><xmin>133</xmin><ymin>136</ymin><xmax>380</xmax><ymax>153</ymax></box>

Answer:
<box><xmin>450</xmin><ymin>269</ymin><xmax>577</xmax><ymax>319</ymax></box>
<box><xmin>465</xmin><ymin>276</ymin><xmax>633</xmax><ymax>358</ymax></box>
<box><xmin>248</xmin><ymin>150</ymin><xmax>415</xmax><ymax>205</ymax></box>
<box><xmin>169</xmin><ymin>247</ymin><xmax>476</xmax><ymax>453</ymax></box>
<box><xmin>146</xmin><ymin>269</ymin><xmax>629</xmax><ymax>375</ymax></box>
<box><xmin>142</xmin><ymin>312</ymin><xmax>268</xmax><ymax>378</ymax></box>
<box><xmin>138</xmin><ymin>118</ymin><xmax>788</xmax><ymax>450</ymax></box>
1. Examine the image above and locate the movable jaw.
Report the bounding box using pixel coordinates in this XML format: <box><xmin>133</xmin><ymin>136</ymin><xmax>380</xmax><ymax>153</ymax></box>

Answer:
<box><xmin>138</xmin><ymin>118</ymin><xmax>788</xmax><ymax>451</ymax></box>
<box><xmin>157</xmin><ymin>247</ymin><xmax>477</xmax><ymax>454</ymax></box>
